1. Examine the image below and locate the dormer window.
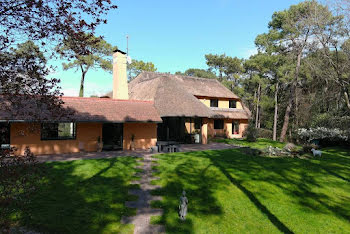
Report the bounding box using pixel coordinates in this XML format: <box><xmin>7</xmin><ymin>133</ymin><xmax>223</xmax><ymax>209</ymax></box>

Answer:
<box><xmin>229</xmin><ymin>100</ymin><xmax>237</xmax><ymax>109</ymax></box>
<box><xmin>210</xmin><ymin>99</ymin><xmax>218</xmax><ymax>107</ymax></box>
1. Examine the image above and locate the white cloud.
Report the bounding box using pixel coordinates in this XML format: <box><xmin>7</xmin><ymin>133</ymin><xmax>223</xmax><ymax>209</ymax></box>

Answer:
<box><xmin>241</xmin><ymin>48</ymin><xmax>258</xmax><ymax>59</ymax></box>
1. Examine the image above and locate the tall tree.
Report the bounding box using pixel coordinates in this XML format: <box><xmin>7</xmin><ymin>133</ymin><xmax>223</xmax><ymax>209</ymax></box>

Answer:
<box><xmin>205</xmin><ymin>54</ymin><xmax>226</xmax><ymax>81</ymax></box>
<box><xmin>265</xmin><ymin>1</ymin><xmax>332</xmax><ymax>142</ymax></box>
<box><xmin>175</xmin><ymin>68</ymin><xmax>217</xmax><ymax>79</ymax></box>
<box><xmin>57</xmin><ymin>34</ymin><xmax>116</xmax><ymax>97</ymax></box>
<box><xmin>205</xmin><ymin>53</ymin><xmax>244</xmax><ymax>93</ymax></box>
<box><xmin>128</xmin><ymin>59</ymin><xmax>157</xmax><ymax>81</ymax></box>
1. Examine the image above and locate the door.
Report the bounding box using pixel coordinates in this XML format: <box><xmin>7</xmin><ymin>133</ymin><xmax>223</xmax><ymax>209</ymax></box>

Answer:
<box><xmin>102</xmin><ymin>123</ymin><xmax>123</xmax><ymax>150</ymax></box>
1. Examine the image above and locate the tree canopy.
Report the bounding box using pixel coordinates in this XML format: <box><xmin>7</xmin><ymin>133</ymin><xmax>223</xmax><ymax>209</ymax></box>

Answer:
<box><xmin>56</xmin><ymin>34</ymin><xmax>116</xmax><ymax>97</ymax></box>
<box><xmin>128</xmin><ymin>59</ymin><xmax>157</xmax><ymax>81</ymax></box>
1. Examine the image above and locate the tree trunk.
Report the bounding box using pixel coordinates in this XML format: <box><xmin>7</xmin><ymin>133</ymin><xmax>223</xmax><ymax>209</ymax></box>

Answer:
<box><xmin>79</xmin><ymin>66</ymin><xmax>87</xmax><ymax>97</ymax></box>
<box><xmin>255</xmin><ymin>83</ymin><xmax>261</xmax><ymax>128</ymax></box>
<box><xmin>280</xmin><ymin>52</ymin><xmax>301</xmax><ymax>142</ymax></box>
<box><xmin>344</xmin><ymin>90</ymin><xmax>350</xmax><ymax>110</ymax></box>
<box><xmin>273</xmin><ymin>82</ymin><xmax>279</xmax><ymax>141</ymax></box>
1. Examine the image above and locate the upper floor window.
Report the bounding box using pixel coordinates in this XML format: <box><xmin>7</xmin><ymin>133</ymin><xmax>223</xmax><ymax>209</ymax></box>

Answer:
<box><xmin>210</xmin><ymin>99</ymin><xmax>218</xmax><ymax>107</ymax></box>
<box><xmin>229</xmin><ymin>100</ymin><xmax>237</xmax><ymax>108</ymax></box>
<box><xmin>41</xmin><ymin>122</ymin><xmax>76</xmax><ymax>140</ymax></box>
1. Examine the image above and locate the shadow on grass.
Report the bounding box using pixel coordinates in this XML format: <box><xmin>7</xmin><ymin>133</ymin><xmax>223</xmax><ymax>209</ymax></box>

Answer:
<box><xmin>206</xmin><ymin>152</ymin><xmax>294</xmax><ymax>234</ymax></box>
<box><xmin>205</xmin><ymin>148</ymin><xmax>350</xmax><ymax>228</ymax></box>
<box><xmin>151</xmin><ymin>154</ymin><xmax>226</xmax><ymax>234</ymax></box>
<box><xmin>17</xmin><ymin>157</ymin><xmax>138</xmax><ymax>234</ymax></box>
<box><xmin>312</xmin><ymin>147</ymin><xmax>350</xmax><ymax>183</ymax></box>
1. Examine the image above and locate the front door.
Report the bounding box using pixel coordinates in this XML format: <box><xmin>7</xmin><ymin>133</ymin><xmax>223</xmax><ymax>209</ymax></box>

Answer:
<box><xmin>102</xmin><ymin>123</ymin><xmax>123</xmax><ymax>150</ymax></box>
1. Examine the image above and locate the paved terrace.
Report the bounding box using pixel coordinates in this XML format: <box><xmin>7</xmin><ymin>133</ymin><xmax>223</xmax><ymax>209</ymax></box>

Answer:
<box><xmin>36</xmin><ymin>142</ymin><xmax>238</xmax><ymax>163</ymax></box>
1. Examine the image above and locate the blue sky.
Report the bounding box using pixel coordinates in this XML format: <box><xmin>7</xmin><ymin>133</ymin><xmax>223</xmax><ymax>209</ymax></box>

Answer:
<box><xmin>55</xmin><ymin>0</ymin><xmax>304</xmax><ymax>97</ymax></box>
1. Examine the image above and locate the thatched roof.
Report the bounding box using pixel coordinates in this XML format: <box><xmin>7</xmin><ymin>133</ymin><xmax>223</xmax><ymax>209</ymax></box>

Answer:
<box><xmin>105</xmin><ymin>71</ymin><xmax>250</xmax><ymax>118</ymax></box>
<box><xmin>211</xmin><ymin>108</ymin><xmax>250</xmax><ymax>119</ymax></box>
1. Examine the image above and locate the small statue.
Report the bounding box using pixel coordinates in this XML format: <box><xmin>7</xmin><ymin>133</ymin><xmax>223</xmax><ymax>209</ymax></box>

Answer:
<box><xmin>178</xmin><ymin>190</ymin><xmax>188</xmax><ymax>221</ymax></box>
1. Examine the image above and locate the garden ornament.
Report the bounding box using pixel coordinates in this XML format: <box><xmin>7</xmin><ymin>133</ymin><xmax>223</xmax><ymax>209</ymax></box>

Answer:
<box><xmin>179</xmin><ymin>190</ymin><xmax>188</xmax><ymax>221</ymax></box>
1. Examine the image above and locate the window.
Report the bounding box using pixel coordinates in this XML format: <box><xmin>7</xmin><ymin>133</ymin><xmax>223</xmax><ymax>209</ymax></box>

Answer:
<box><xmin>229</xmin><ymin>100</ymin><xmax>237</xmax><ymax>108</ymax></box>
<box><xmin>41</xmin><ymin>122</ymin><xmax>76</xmax><ymax>140</ymax></box>
<box><xmin>210</xmin><ymin>99</ymin><xmax>218</xmax><ymax>107</ymax></box>
<box><xmin>194</xmin><ymin>118</ymin><xmax>201</xmax><ymax>130</ymax></box>
<box><xmin>214</xmin><ymin>119</ymin><xmax>224</xmax><ymax>129</ymax></box>
<box><xmin>232</xmin><ymin>121</ymin><xmax>240</xmax><ymax>135</ymax></box>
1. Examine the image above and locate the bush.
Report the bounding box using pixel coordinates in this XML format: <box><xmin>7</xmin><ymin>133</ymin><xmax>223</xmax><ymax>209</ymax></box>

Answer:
<box><xmin>245</xmin><ymin>122</ymin><xmax>258</xmax><ymax>142</ymax></box>
<box><xmin>302</xmin><ymin>144</ymin><xmax>319</xmax><ymax>154</ymax></box>
<box><xmin>297</xmin><ymin>127</ymin><xmax>349</xmax><ymax>146</ymax></box>
<box><xmin>0</xmin><ymin>147</ymin><xmax>43</xmax><ymax>231</ymax></box>
<box><xmin>257</xmin><ymin>128</ymin><xmax>273</xmax><ymax>139</ymax></box>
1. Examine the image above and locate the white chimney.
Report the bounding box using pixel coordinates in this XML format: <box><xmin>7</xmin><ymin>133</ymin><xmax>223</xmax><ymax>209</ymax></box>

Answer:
<box><xmin>112</xmin><ymin>50</ymin><xmax>129</xmax><ymax>100</ymax></box>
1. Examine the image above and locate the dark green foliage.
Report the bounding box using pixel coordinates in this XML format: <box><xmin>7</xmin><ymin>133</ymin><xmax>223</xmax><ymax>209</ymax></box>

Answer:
<box><xmin>56</xmin><ymin>34</ymin><xmax>117</xmax><ymax>97</ymax></box>
<box><xmin>175</xmin><ymin>68</ymin><xmax>217</xmax><ymax>79</ymax></box>
<box><xmin>128</xmin><ymin>59</ymin><xmax>157</xmax><ymax>81</ymax></box>
<box><xmin>0</xmin><ymin>147</ymin><xmax>43</xmax><ymax>231</ymax></box>
<box><xmin>302</xmin><ymin>144</ymin><xmax>319</xmax><ymax>154</ymax></box>
<box><xmin>257</xmin><ymin>128</ymin><xmax>273</xmax><ymax>139</ymax></box>
<box><xmin>245</xmin><ymin>122</ymin><xmax>258</xmax><ymax>142</ymax></box>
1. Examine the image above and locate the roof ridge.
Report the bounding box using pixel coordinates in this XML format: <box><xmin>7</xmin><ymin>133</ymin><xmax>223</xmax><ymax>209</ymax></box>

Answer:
<box><xmin>139</xmin><ymin>71</ymin><xmax>217</xmax><ymax>82</ymax></box>
<box><xmin>62</xmin><ymin>96</ymin><xmax>154</xmax><ymax>104</ymax></box>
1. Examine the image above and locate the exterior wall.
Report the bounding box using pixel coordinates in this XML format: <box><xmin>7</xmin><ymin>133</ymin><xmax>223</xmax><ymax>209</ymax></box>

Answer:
<box><xmin>199</xmin><ymin>98</ymin><xmax>210</xmax><ymax>107</ymax></box>
<box><xmin>207</xmin><ymin>118</ymin><xmax>249</xmax><ymax>139</ymax></box>
<box><xmin>185</xmin><ymin>120</ymin><xmax>195</xmax><ymax>134</ymax></box>
<box><xmin>201</xmin><ymin>118</ymin><xmax>208</xmax><ymax>144</ymax></box>
<box><xmin>123</xmin><ymin>123</ymin><xmax>157</xmax><ymax>150</ymax></box>
<box><xmin>10</xmin><ymin>122</ymin><xmax>102</xmax><ymax>156</ymax></box>
<box><xmin>197</xmin><ymin>97</ymin><xmax>243</xmax><ymax>110</ymax></box>
<box><xmin>238</xmin><ymin>119</ymin><xmax>249</xmax><ymax>138</ymax></box>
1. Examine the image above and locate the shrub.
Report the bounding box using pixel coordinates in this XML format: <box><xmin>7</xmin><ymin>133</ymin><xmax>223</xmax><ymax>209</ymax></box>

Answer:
<box><xmin>257</xmin><ymin>128</ymin><xmax>273</xmax><ymax>139</ymax></box>
<box><xmin>0</xmin><ymin>147</ymin><xmax>43</xmax><ymax>231</ymax></box>
<box><xmin>302</xmin><ymin>144</ymin><xmax>319</xmax><ymax>154</ymax></box>
<box><xmin>245</xmin><ymin>122</ymin><xmax>258</xmax><ymax>142</ymax></box>
<box><xmin>297</xmin><ymin>127</ymin><xmax>348</xmax><ymax>146</ymax></box>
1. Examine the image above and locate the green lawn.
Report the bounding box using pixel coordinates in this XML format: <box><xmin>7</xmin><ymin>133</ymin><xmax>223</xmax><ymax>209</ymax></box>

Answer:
<box><xmin>212</xmin><ymin>138</ymin><xmax>288</xmax><ymax>149</ymax></box>
<box><xmin>151</xmin><ymin>147</ymin><xmax>350</xmax><ymax>233</ymax></box>
<box><xmin>15</xmin><ymin>157</ymin><xmax>140</xmax><ymax>234</ymax></box>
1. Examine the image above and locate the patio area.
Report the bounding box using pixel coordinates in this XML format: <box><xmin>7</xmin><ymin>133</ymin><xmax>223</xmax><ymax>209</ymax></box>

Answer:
<box><xmin>36</xmin><ymin>142</ymin><xmax>239</xmax><ymax>162</ymax></box>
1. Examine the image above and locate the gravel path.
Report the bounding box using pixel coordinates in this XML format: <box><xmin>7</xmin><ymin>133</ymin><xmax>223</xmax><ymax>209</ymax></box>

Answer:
<box><xmin>121</xmin><ymin>153</ymin><xmax>165</xmax><ymax>234</ymax></box>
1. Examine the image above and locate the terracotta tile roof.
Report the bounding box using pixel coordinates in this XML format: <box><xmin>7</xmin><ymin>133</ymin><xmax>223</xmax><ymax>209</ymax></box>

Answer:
<box><xmin>0</xmin><ymin>96</ymin><xmax>162</xmax><ymax>123</ymax></box>
<box><xmin>61</xmin><ymin>97</ymin><xmax>162</xmax><ymax>122</ymax></box>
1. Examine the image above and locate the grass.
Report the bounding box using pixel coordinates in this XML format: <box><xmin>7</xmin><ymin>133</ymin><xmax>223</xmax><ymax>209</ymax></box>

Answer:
<box><xmin>151</xmin><ymin>147</ymin><xmax>350</xmax><ymax>233</ymax></box>
<box><xmin>13</xmin><ymin>157</ymin><xmax>139</xmax><ymax>234</ymax></box>
<box><xmin>212</xmin><ymin>138</ymin><xmax>288</xmax><ymax>150</ymax></box>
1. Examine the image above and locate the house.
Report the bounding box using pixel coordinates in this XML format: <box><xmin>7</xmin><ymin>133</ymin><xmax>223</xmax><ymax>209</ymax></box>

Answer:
<box><xmin>105</xmin><ymin>51</ymin><xmax>251</xmax><ymax>144</ymax></box>
<box><xmin>0</xmin><ymin>49</ymin><xmax>250</xmax><ymax>156</ymax></box>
